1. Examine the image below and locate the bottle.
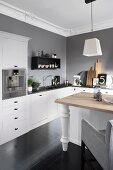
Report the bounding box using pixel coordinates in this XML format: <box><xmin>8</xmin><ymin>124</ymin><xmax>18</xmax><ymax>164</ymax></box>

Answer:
<box><xmin>65</xmin><ymin>80</ymin><xmax>69</xmax><ymax>86</ymax></box>
<box><xmin>96</xmin><ymin>88</ymin><xmax>102</xmax><ymax>101</ymax></box>
<box><xmin>94</xmin><ymin>86</ymin><xmax>102</xmax><ymax>101</ymax></box>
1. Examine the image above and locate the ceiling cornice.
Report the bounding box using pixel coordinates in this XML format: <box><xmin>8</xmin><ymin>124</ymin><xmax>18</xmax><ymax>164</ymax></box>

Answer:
<box><xmin>0</xmin><ymin>0</ymin><xmax>113</xmax><ymax>37</ymax></box>
<box><xmin>69</xmin><ymin>19</ymin><xmax>113</xmax><ymax>37</ymax></box>
<box><xmin>0</xmin><ymin>0</ymin><xmax>69</xmax><ymax>37</ymax></box>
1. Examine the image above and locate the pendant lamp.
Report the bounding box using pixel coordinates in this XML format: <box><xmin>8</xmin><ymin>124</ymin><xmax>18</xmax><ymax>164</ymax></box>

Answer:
<box><xmin>83</xmin><ymin>1</ymin><xmax>102</xmax><ymax>56</ymax></box>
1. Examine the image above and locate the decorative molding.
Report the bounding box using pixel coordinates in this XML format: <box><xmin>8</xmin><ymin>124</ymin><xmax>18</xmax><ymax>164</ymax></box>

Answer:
<box><xmin>68</xmin><ymin>19</ymin><xmax>113</xmax><ymax>36</ymax></box>
<box><xmin>0</xmin><ymin>0</ymin><xmax>68</xmax><ymax>37</ymax></box>
<box><xmin>69</xmin><ymin>137</ymin><xmax>81</xmax><ymax>146</ymax></box>
<box><xmin>0</xmin><ymin>0</ymin><xmax>113</xmax><ymax>37</ymax></box>
<box><xmin>0</xmin><ymin>31</ymin><xmax>31</xmax><ymax>41</ymax></box>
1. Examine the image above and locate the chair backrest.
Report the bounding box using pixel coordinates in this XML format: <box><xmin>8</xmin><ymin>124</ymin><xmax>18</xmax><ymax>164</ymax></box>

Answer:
<box><xmin>105</xmin><ymin>120</ymin><xmax>113</xmax><ymax>170</ymax></box>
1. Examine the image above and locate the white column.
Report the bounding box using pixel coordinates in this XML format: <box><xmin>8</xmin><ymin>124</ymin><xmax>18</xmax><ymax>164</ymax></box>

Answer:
<box><xmin>60</xmin><ymin>105</ymin><xmax>70</xmax><ymax>151</ymax></box>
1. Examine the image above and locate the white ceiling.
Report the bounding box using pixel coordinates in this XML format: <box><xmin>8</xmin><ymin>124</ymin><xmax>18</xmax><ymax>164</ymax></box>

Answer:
<box><xmin>1</xmin><ymin>0</ymin><xmax>113</xmax><ymax>36</ymax></box>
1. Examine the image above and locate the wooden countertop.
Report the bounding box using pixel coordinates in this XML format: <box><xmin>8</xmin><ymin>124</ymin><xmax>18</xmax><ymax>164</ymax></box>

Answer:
<box><xmin>55</xmin><ymin>92</ymin><xmax>113</xmax><ymax>114</ymax></box>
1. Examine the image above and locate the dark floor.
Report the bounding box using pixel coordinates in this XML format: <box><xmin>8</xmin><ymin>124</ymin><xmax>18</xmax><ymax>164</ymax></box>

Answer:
<box><xmin>32</xmin><ymin>142</ymin><xmax>103</xmax><ymax>170</ymax></box>
<box><xmin>0</xmin><ymin>118</ymin><xmax>102</xmax><ymax>170</ymax></box>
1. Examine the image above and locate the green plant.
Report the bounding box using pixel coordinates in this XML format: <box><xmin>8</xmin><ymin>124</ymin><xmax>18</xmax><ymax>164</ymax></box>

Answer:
<box><xmin>32</xmin><ymin>80</ymin><xmax>40</xmax><ymax>88</ymax></box>
<box><xmin>28</xmin><ymin>78</ymin><xmax>33</xmax><ymax>87</ymax></box>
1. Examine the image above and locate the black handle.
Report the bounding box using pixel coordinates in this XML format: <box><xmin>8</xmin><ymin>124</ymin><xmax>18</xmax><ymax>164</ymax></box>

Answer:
<box><xmin>15</xmin><ymin>128</ymin><xmax>18</xmax><ymax>131</ymax></box>
<box><xmin>14</xmin><ymin>117</ymin><xmax>18</xmax><ymax>120</ymax></box>
<box><xmin>39</xmin><ymin>95</ymin><xmax>42</xmax><ymax>96</ymax></box>
<box><xmin>14</xmin><ymin>108</ymin><xmax>18</xmax><ymax>111</ymax></box>
<box><xmin>14</xmin><ymin>101</ymin><xmax>18</xmax><ymax>103</ymax></box>
<box><xmin>105</xmin><ymin>92</ymin><xmax>108</xmax><ymax>94</ymax></box>
<box><xmin>83</xmin><ymin>90</ymin><xmax>86</xmax><ymax>92</ymax></box>
<box><xmin>14</xmin><ymin>65</ymin><xmax>18</xmax><ymax>68</ymax></box>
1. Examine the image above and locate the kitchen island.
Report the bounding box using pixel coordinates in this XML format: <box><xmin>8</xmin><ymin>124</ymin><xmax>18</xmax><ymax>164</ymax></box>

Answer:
<box><xmin>55</xmin><ymin>92</ymin><xmax>113</xmax><ymax>151</ymax></box>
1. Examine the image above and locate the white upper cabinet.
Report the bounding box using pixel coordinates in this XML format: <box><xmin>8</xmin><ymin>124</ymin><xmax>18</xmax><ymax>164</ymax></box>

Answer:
<box><xmin>0</xmin><ymin>31</ymin><xmax>30</xmax><ymax>69</ymax></box>
<box><xmin>2</xmin><ymin>38</ymin><xmax>27</xmax><ymax>68</ymax></box>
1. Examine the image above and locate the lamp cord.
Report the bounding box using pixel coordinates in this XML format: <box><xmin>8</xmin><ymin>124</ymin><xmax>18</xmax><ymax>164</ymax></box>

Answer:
<box><xmin>91</xmin><ymin>2</ymin><xmax>93</xmax><ymax>32</ymax></box>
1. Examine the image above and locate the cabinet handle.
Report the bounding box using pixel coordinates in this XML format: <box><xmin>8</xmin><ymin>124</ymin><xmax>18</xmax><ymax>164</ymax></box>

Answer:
<box><xmin>14</xmin><ymin>101</ymin><xmax>18</xmax><ymax>103</ymax></box>
<box><xmin>83</xmin><ymin>90</ymin><xmax>86</xmax><ymax>92</ymax></box>
<box><xmin>39</xmin><ymin>95</ymin><xmax>42</xmax><ymax>96</ymax></box>
<box><xmin>14</xmin><ymin>108</ymin><xmax>18</xmax><ymax>111</ymax></box>
<box><xmin>15</xmin><ymin>128</ymin><xmax>18</xmax><ymax>131</ymax></box>
<box><xmin>14</xmin><ymin>117</ymin><xmax>18</xmax><ymax>120</ymax></box>
<box><xmin>14</xmin><ymin>65</ymin><xmax>18</xmax><ymax>68</ymax></box>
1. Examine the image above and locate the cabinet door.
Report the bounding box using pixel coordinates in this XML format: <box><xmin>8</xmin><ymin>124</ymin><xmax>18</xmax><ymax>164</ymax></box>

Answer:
<box><xmin>30</xmin><ymin>93</ymin><xmax>48</xmax><ymax>125</ymax></box>
<box><xmin>2</xmin><ymin>38</ymin><xmax>27</xmax><ymax>68</ymax></box>
<box><xmin>0</xmin><ymin>37</ymin><xmax>3</xmax><ymax>139</ymax></box>
<box><xmin>48</xmin><ymin>90</ymin><xmax>59</xmax><ymax>119</ymax></box>
<box><xmin>58</xmin><ymin>87</ymin><xmax>74</xmax><ymax>98</ymax></box>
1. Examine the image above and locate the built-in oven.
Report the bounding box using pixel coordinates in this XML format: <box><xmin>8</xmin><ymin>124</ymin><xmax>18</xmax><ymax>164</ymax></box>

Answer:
<box><xmin>2</xmin><ymin>69</ymin><xmax>26</xmax><ymax>100</ymax></box>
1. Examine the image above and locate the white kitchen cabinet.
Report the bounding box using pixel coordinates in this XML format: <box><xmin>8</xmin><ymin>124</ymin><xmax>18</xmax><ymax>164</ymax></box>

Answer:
<box><xmin>30</xmin><ymin>92</ymin><xmax>49</xmax><ymax>127</ymax></box>
<box><xmin>2</xmin><ymin>38</ymin><xmax>27</xmax><ymax>68</ymax></box>
<box><xmin>47</xmin><ymin>90</ymin><xmax>59</xmax><ymax>120</ymax></box>
<box><xmin>1</xmin><ymin>96</ymin><xmax>28</xmax><ymax>144</ymax></box>
<box><xmin>0</xmin><ymin>37</ymin><xmax>2</xmax><ymax>141</ymax></box>
<box><xmin>0</xmin><ymin>31</ymin><xmax>30</xmax><ymax>69</ymax></box>
<box><xmin>47</xmin><ymin>87</ymin><xmax>75</xmax><ymax>120</ymax></box>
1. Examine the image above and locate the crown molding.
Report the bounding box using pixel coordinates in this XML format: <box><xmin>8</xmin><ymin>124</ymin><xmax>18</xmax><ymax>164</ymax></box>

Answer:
<box><xmin>0</xmin><ymin>31</ymin><xmax>31</xmax><ymax>41</ymax></box>
<box><xmin>0</xmin><ymin>0</ymin><xmax>113</xmax><ymax>37</ymax></box>
<box><xmin>0</xmin><ymin>0</ymin><xmax>69</xmax><ymax>37</ymax></box>
<box><xmin>68</xmin><ymin>19</ymin><xmax>113</xmax><ymax>37</ymax></box>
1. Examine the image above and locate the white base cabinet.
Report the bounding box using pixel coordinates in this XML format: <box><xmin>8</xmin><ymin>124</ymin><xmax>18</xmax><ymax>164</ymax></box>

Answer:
<box><xmin>1</xmin><ymin>86</ymin><xmax>113</xmax><ymax>146</ymax></box>
<box><xmin>30</xmin><ymin>92</ymin><xmax>48</xmax><ymax>128</ymax></box>
<box><xmin>1</xmin><ymin>96</ymin><xmax>28</xmax><ymax>144</ymax></box>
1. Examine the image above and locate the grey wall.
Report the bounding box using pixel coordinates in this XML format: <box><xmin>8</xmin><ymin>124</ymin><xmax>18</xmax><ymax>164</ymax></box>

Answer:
<box><xmin>66</xmin><ymin>28</ymin><xmax>113</xmax><ymax>83</ymax></box>
<box><xmin>0</xmin><ymin>14</ymin><xmax>66</xmax><ymax>86</ymax></box>
<box><xmin>1</xmin><ymin>13</ymin><xmax>113</xmax><ymax>85</ymax></box>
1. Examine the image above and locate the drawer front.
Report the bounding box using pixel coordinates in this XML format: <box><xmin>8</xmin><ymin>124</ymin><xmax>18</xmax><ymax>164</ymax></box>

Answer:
<box><xmin>81</xmin><ymin>88</ymin><xmax>94</xmax><ymax>93</ymax></box>
<box><xmin>2</xmin><ymin>96</ymin><xmax>26</xmax><ymax>108</ymax></box>
<box><xmin>3</xmin><ymin>104</ymin><xmax>25</xmax><ymax>115</ymax></box>
<box><xmin>101</xmin><ymin>89</ymin><xmax>113</xmax><ymax>95</ymax></box>
<box><xmin>3</xmin><ymin>121</ymin><xmax>27</xmax><ymax>139</ymax></box>
<box><xmin>3</xmin><ymin>111</ymin><xmax>25</xmax><ymax>125</ymax></box>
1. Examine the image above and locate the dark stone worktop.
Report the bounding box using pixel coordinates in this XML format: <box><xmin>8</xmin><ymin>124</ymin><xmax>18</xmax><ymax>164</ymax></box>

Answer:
<box><xmin>28</xmin><ymin>84</ymin><xmax>113</xmax><ymax>95</ymax></box>
<box><xmin>28</xmin><ymin>83</ymin><xmax>72</xmax><ymax>95</ymax></box>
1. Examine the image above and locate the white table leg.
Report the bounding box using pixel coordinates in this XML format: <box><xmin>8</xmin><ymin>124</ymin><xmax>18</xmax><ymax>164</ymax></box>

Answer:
<box><xmin>60</xmin><ymin>105</ymin><xmax>70</xmax><ymax>151</ymax></box>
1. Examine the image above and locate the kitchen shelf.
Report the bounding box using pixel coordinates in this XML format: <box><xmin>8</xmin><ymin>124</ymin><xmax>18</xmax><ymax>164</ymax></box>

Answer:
<box><xmin>31</xmin><ymin>56</ymin><xmax>60</xmax><ymax>70</ymax></box>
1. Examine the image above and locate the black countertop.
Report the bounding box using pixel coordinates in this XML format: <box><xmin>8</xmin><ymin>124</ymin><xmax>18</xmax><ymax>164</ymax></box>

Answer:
<box><xmin>28</xmin><ymin>84</ymin><xmax>72</xmax><ymax>95</ymax></box>
<box><xmin>28</xmin><ymin>84</ymin><xmax>113</xmax><ymax>95</ymax></box>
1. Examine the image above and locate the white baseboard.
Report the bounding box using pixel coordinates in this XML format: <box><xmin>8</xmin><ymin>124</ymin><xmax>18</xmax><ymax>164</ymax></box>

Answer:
<box><xmin>69</xmin><ymin>137</ymin><xmax>81</xmax><ymax>146</ymax></box>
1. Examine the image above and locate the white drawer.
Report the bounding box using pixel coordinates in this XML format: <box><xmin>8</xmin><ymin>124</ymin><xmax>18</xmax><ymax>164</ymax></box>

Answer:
<box><xmin>2</xmin><ymin>96</ymin><xmax>26</xmax><ymax>108</ymax></box>
<box><xmin>81</xmin><ymin>88</ymin><xmax>94</xmax><ymax>93</ymax></box>
<box><xmin>3</xmin><ymin>111</ymin><xmax>25</xmax><ymax>125</ymax></box>
<box><xmin>2</xmin><ymin>104</ymin><xmax>25</xmax><ymax>115</ymax></box>
<box><xmin>101</xmin><ymin>89</ymin><xmax>113</xmax><ymax>95</ymax></box>
<box><xmin>3</xmin><ymin>120</ymin><xmax>27</xmax><ymax>139</ymax></box>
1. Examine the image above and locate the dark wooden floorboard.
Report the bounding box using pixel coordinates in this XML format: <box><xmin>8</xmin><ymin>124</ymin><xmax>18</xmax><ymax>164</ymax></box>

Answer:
<box><xmin>0</xmin><ymin>118</ymin><xmax>102</xmax><ymax>170</ymax></box>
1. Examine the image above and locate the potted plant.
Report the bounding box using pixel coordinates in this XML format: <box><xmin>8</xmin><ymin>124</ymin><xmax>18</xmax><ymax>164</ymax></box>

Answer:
<box><xmin>32</xmin><ymin>80</ymin><xmax>40</xmax><ymax>91</ymax></box>
<box><xmin>28</xmin><ymin>78</ymin><xmax>33</xmax><ymax>92</ymax></box>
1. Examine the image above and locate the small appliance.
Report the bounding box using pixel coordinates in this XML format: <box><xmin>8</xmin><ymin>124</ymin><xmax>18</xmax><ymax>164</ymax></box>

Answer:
<box><xmin>73</xmin><ymin>75</ymin><xmax>81</xmax><ymax>86</ymax></box>
<box><xmin>2</xmin><ymin>69</ymin><xmax>26</xmax><ymax>99</ymax></box>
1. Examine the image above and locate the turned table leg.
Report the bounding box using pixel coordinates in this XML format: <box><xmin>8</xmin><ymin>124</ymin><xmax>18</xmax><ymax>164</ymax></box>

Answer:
<box><xmin>60</xmin><ymin>105</ymin><xmax>70</xmax><ymax>151</ymax></box>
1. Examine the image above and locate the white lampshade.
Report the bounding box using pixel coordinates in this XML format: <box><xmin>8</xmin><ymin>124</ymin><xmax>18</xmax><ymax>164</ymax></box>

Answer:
<box><xmin>83</xmin><ymin>38</ymin><xmax>102</xmax><ymax>57</ymax></box>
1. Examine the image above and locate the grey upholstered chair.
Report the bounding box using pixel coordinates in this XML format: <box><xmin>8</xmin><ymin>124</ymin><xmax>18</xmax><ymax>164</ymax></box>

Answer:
<box><xmin>81</xmin><ymin>119</ymin><xmax>113</xmax><ymax>170</ymax></box>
